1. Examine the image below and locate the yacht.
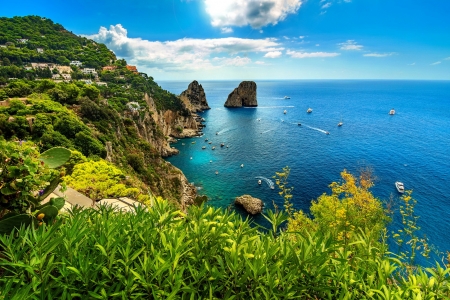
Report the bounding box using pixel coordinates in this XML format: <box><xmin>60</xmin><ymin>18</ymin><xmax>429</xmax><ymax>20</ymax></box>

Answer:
<box><xmin>284</xmin><ymin>96</ymin><xmax>290</xmax><ymax>99</ymax></box>
<box><xmin>395</xmin><ymin>181</ymin><xmax>405</xmax><ymax>193</ymax></box>
<box><xmin>307</xmin><ymin>108</ymin><xmax>313</xmax><ymax>113</ymax></box>
<box><xmin>389</xmin><ymin>109</ymin><xmax>395</xmax><ymax>115</ymax></box>
<box><xmin>208</xmin><ymin>141</ymin><xmax>212</xmax><ymax>144</ymax></box>
<box><xmin>191</xmin><ymin>141</ymin><xmax>196</xmax><ymax>144</ymax></box>
<box><xmin>283</xmin><ymin>110</ymin><xmax>287</xmax><ymax>114</ymax></box>
<box><xmin>298</xmin><ymin>122</ymin><xmax>301</xmax><ymax>126</ymax></box>
<box><xmin>220</xmin><ymin>143</ymin><xmax>225</xmax><ymax>147</ymax></box>
<box><xmin>240</xmin><ymin>164</ymin><xmax>244</xmax><ymax>168</ymax></box>
<box><xmin>258</xmin><ymin>180</ymin><xmax>262</xmax><ymax>185</ymax></box>
<box><xmin>270</xmin><ymin>186</ymin><xmax>275</xmax><ymax>190</ymax></box>
<box><xmin>216</xmin><ymin>132</ymin><xmax>219</xmax><ymax>135</ymax></box>
<box><xmin>205</xmin><ymin>138</ymin><xmax>208</xmax><ymax>141</ymax></box>
<box><xmin>212</xmin><ymin>146</ymin><xmax>216</xmax><ymax>150</ymax></box>
<box><xmin>338</xmin><ymin>117</ymin><xmax>343</xmax><ymax>127</ymax></box>
<box><xmin>202</xmin><ymin>146</ymin><xmax>206</xmax><ymax>149</ymax></box>
<box><xmin>325</xmin><ymin>131</ymin><xmax>330</xmax><ymax>135</ymax></box>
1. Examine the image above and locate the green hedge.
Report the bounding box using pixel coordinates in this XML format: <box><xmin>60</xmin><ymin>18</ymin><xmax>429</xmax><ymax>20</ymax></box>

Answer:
<box><xmin>1</xmin><ymin>201</ymin><xmax>449</xmax><ymax>299</ymax></box>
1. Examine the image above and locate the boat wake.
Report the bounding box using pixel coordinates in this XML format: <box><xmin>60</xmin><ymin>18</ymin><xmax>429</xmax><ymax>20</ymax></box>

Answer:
<box><xmin>245</xmin><ymin>106</ymin><xmax>295</xmax><ymax>109</ymax></box>
<box><xmin>217</xmin><ymin>127</ymin><xmax>238</xmax><ymax>135</ymax></box>
<box><xmin>261</xmin><ymin>129</ymin><xmax>273</xmax><ymax>134</ymax></box>
<box><xmin>295</xmin><ymin>123</ymin><xmax>329</xmax><ymax>134</ymax></box>
<box><xmin>255</xmin><ymin>177</ymin><xmax>275</xmax><ymax>189</ymax></box>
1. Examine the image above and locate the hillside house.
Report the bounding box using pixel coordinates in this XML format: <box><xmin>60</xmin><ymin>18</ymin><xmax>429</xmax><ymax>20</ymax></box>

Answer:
<box><xmin>81</xmin><ymin>79</ymin><xmax>93</xmax><ymax>85</ymax></box>
<box><xmin>82</xmin><ymin>68</ymin><xmax>97</xmax><ymax>75</ymax></box>
<box><xmin>56</xmin><ymin>66</ymin><xmax>72</xmax><ymax>73</ymax></box>
<box><xmin>126</xmin><ymin>65</ymin><xmax>138</xmax><ymax>73</ymax></box>
<box><xmin>17</xmin><ymin>39</ymin><xmax>29</xmax><ymax>44</ymax></box>
<box><xmin>31</xmin><ymin>62</ymin><xmax>56</xmax><ymax>69</ymax></box>
<box><xmin>61</xmin><ymin>74</ymin><xmax>72</xmax><ymax>80</ymax></box>
<box><xmin>103</xmin><ymin>66</ymin><xmax>116</xmax><ymax>71</ymax></box>
<box><xmin>96</xmin><ymin>82</ymin><xmax>108</xmax><ymax>86</ymax></box>
<box><xmin>0</xmin><ymin>45</ymin><xmax>6</xmax><ymax>48</ymax></box>
<box><xmin>36</xmin><ymin>48</ymin><xmax>44</xmax><ymax>53</ymax></box>
<box><xmin>70</xmin><ymin>61</ymin><xmax>82</xmax><ymax>67</ymax></box>
<box><xmin>52</xmin><ymin>74</ymin><xmax>61</xmax><ymax>80</ymax></box>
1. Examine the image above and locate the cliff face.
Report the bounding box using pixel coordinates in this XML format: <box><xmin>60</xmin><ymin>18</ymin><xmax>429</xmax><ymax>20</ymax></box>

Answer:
<box><xmin>179</xmin><ymin>80</ymin><xmax>210</xmax><ymax>112</ymax></box>
<box><xmin>224</xmin><ymin>81</ymin><xmax>258</xmax><ymax>107</ymax></box>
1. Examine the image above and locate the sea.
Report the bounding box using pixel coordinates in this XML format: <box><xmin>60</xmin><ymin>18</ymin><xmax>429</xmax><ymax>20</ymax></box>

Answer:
<box><xmin>160</xmin><ymin>80</ymin><xmax>450</xmax><ymax>264</ymax></box>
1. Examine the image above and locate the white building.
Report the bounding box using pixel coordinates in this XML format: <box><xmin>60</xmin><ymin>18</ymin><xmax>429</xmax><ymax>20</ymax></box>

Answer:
<box><xmin>61</xmin><ymin>74</ymin><xmax>72</xmax><ymax>80</ymax></box>
<box><xmin>36</xmin><ymin>48</ymin><xmax>44</xmax><ymax>53</ymax></box>
<box><xmin>80</xmin><ymin>79</ymin><xmax>93</xmax><ymax>85</ymax></box>
<box><xmin>70</xmin><ymin>61</ymin><xmax>82</xmax><ymax>67</ymax></box>
<box><xmin>82</xmin><ymin>68</ymin><xmax>97</xmax><ymax>75</ymax></box>
<box><xmin>96</xmin><ymin>82</ymin><xmax>108</xmax><ymax>86</ymax></box>
<box><xmin>17</xmin><ymin>39</ymin><xmax>29</xmax><ymax>44</ymax></box>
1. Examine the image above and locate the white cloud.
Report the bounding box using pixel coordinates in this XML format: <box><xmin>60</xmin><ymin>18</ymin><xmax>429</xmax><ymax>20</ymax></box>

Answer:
<box><xmin>283</xmin><ymin>36</ymin><xmax>290</xmax><ymax>40</ymax></box>
<box><xmin>321</xmin><ymin>2</ymin><xmax>332</xmax><ymax>9</ymax></box>
<box><xmin>431</xmin><ymin>61</ymin><xmax>441</xmax><ymax>65</ymax></box>
<box><xmin>339</xmin><ymin>40</ymin><xmax>363</xmax><ymax>50</ymax></box>
<box><xmin>445</xmin><ymin>57</ymin><xmax>450</xmax><ymax>60</ymax></box>
<box><xmin>343</xmin><ymin>0</ymin><xmax>352</xmax><ymax>2</ymax></box>
<box><xmin>204</xmin><ymin>0</ymin><xmax>303</xmax><ymax>29</ymax></box>
<box><xmin>87</xmin><ymin>24</ymin><xmax>282</xmax><ymax>72</ymax></box>
<box><xmin>259</xmin><ymin>30</ymin><xmax>264</xmax><ymax>33</ymax></box>
<box><xmin>213</xmin><ymin>56</ymin><xmax>252</xmax><ymax>66</ymax></box>
<box><xmin>264</xmin><ymin>51</ymin><xmax>282</xmax><ymax>58</ymax></box>
<box><xmin>363</xmin><ymin>52</ymin><xmax>396</xmax><ymax>57</ymax></box>
<box><xmin>255</xmin><ymin>61</ymin><xmax>265</xmax><ymax>64</ymax></box>
<box><xmin>299</xmin><ymin>35</ymin><xmax>305</xmax><ymax>39</ymax></box>
<box><xmin>315</xmin><ymin>44</ymin><xmax>320</xmax><ymax>46</ymax></box>
<box><xmin>221</xmin><ymin>27</ymin><xmax>233</xmax><ymax>33</ymax></box>
<box><xmin>287</xmin><ymin>50</ymin><xmax>340</xmax><ymax>58</ymax></box>
<box><xmin>408</xmin><ymin>62</ymin><xmax>416</xmax><ymax>66</ymax></box>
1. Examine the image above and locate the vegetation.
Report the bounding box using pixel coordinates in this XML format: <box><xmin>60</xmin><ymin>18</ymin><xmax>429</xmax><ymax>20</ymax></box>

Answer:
<box><xmin>0</xmin><ymin>198</ymin><xmax>449</xmax><ymax>299</ymax></box>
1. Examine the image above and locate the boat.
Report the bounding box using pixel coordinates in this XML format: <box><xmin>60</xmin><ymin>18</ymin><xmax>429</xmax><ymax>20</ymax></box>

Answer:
<box><xmin>212</xmin><ymin>146</ymin><xmax>215</xmax><ymax>150</ymax></box>
<box><xmin>283</xmin><ymin>110</ymin><xmax>287</xmax><ymax>114</ymax></box>
<box><xmin>210</xmin><ymin>160</ymin><xmax>212</xmax><ymax>163</ymax></box>
<box><xmin>240</xmin><ymin>164</ymin><xmax>244</xmax><ymax>168</ymax></box>
<box><xmin>284</xmin><ymin>96</ymin><xmax>290</xmax><ymax>99</ymax></box>
<box><xmin>208</xmin><ymin>141</ymin><xmax>212</xmax><ymax>144</ymax></box>
<box><xmin>325</xmin><ymin>131</ymin><xmax>330</xmax><ymax>135</ymax></box>
<box><xmin>298</xmin><ymin>122</ymin><xmax>301</xmax><ymax>126</ymax></box>
<box><xmin>215</xmin><ymin>171</ymin><xmax>218</xmax><ymax>175</ymax></box>
<box><xmin>191</xmin><ymin>141</ymin><xmax>196</xmax><ymax>144</ymax></box>
<box><xmin>202</xmin><ymin>146</ymin><xmax>206</xmax><ymax>149</ymax></box>
<box><xmin>395</xmin><ymin>182</ymin><xmax>405</xmax><ymax>193</ymax></box>
<box><xmin>389</xmin><ymin>109</ymin><xmax>395</xmax><ymax>115</ymax></box>
<box><xmin>216</xmin><ymin>132</ymin><xmax>219</xmax><ymax>135</ymax></box>
<box><xmin>190</xmin><ymin>157</ymin><xmax>193</xmax><ymax>160</ymax></box>
<box><xmin>258</xmin><ymin>180</ymin><xmax>262</xmax><ymax>185</ymax></box>
<box><xmin>338</xmin><ymin>117</ymin><xmax>343</xmax><ymax>127</ymax></box>
<box><xmin>226</xmin><ymin>145</ymin><xmax>229</xmax><ymax>148</ymax></box>
<box><xmin>307</xmin><ymin>108</ymin><xmax>312</xmax><ymax>113</ymax></box>
<box><xmin>220</xmin><ymin>143</ymin><xmax>225</xmax><ymax>147</ymax></box>
<box><xmin>270</xmin><ymin>185</ymin><xmax>275</xmax><ymax>190</ymax></box>
<box><xmin>182</xmin><ymin>143</ymin><xmax>185</xmax><ymax>145</ymax></box>
<box><xmin>205</xmin><ymin>138</ymin><xmax>208</xmax><ymax>141</ymax></box>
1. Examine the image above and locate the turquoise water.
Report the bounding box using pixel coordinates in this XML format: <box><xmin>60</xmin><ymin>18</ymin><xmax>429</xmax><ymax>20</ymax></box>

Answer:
<box><xmin>161</xmin><ymin>80</ymin><xmax>450</xmax><ymax>260</ymax></box>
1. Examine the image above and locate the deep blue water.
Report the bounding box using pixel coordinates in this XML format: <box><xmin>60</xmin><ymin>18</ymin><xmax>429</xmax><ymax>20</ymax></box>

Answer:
<box><xmin>161</xmin><ymin>80</ymin><xmax>450</xmax><ymax>263</ymax></box>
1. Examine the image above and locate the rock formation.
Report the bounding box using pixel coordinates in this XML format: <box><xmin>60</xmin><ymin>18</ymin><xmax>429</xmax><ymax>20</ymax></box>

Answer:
<box><xmin>234</xmin><ymin>195</ymin><xmax>264</xmax><ymax>215</ymax></box>
<box><xmin>179</xmin><ymin>80</ymin><xmax>210</xmax><ymax>112</ymax></box>
<box><xmin>224</xmin><ymin>81</ymin><xmax>257</xmax><ymax>107</ymax></box>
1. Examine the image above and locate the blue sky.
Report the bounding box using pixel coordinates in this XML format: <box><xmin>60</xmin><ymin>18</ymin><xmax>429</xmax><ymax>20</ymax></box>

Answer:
<box><xmin>2</xmin><ymin>0</ymin><xmax>450</xmax><ymax>80</ymax></box>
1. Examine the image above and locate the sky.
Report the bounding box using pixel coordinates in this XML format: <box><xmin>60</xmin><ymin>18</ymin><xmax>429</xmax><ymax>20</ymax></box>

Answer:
<box><xmin>2</xmin><ymin>0</ymin><xmax>450</xmax><ymax>81</ymax></box>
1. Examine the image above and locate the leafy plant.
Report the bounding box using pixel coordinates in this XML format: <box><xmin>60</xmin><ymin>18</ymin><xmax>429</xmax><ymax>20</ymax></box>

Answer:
<box><xmin>0</xmin><ymin>139</ymin><xmax>71</xmax><ymax>233</ymax></box>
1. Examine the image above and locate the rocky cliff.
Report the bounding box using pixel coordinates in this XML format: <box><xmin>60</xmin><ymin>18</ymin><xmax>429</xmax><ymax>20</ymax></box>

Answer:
<box><xmin>179</xmin><ymin>80</ymin><xmax>210</xmax><ymax>112</ymax></box>
<box><xmin>224</xmin><ymin>81</ymin><xmax>258</xmax><ymax>107</ymax></box>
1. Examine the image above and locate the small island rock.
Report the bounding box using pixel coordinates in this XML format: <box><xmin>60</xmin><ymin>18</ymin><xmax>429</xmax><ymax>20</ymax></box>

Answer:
<box><xmin>224</xmin><ymin>81</ymin><xmax>257</xmax><ymax>107</ymax></box>
<box><xmin>179</xmin><ymin>80</ymin><xmax>210</xmax><ymax>112</ymax></box>
<box><xmin>234</xmin><ymin>194</ymin><xmax>263</xmax><ymax>215</ymax></box>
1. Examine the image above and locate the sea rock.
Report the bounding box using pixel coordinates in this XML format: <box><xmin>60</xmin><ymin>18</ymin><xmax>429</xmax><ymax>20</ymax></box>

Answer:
<box><xmin>234</xmin><ymin>194</ymin><xmax>263</xmax><ymax>215</ymax></box>
<box><xmin>179</xmin><ymin>80</ymin><xmax>210</xmax><ymax>112</ymax></box>
<box><xmin>224</xmin><ymin>81</ymin><xmax>257</xmax><ymax>107</ymax></box>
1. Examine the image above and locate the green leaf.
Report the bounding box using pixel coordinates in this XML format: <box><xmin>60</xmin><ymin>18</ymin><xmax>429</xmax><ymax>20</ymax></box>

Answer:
<box><xmin>39</xmin><ymin>147</ymin><xmax>71</xmax><ymax>169</ymax></box>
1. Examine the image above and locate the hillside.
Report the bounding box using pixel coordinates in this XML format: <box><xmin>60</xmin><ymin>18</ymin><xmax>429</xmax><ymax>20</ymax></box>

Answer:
<box><xmin>0</xmin><ymin>16</ymin><xmax>204</xmax><ymax>207</ymax></box>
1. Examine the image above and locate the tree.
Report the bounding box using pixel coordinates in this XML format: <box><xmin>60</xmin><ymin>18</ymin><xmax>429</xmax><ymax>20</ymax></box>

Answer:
<box><xmin>310</xmin><ymin>169</ymin><xmax>389</xmax><ymax>243</ymax></box>
<box><xmin>81</xmin><ymin>84</ymin><xmax>100</xmax><ymax>101</ymax></box>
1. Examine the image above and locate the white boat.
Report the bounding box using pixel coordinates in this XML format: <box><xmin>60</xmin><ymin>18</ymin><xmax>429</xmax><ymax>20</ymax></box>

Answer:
<box><xmin>395</xmin><ymin>181</ymin><xmax>405</xmax><ymax>193</ymax></box>
<box><xmin>220</xmin><ymin>143</ymin><xmax>225</xmax><ymax>147</ymax></box>
<box><xmin>202</xmin><ymin>146</ymin><xmax>206</xmax><ymax>149</ymax></box>
<box><xmin>258</xmin><ymin>180</ymin><xmax>262</xmax><ymax>185</ymax></box>
<box><xmin>298</xmin><ymin>122</ymin><xmax>301</xmax><ymax>126</ymax></box>
<box><xmin>283</xmin><ymin>110</ymin><xmax>287</xmax><ymax>114</ymax></box>
<box><xmin>212</xmin><ymin>146</ymin><xmax>215</xmax><ymax>150</ymax></box>
<box><xmin>270</xmin><ymin>186</ymin><xmax>275</xmax><ymax>190</ymax></box>
<box><xmin>284</xmin><ymin>96</ymin><xmax>290</xmax><ymax>99</ymax></box>
<box><xmin>307</xmin><ymin>108</ymin><xmax>313</xmax><ymax>113</ymax></box>
<box><xmin>216</xmin><ymin>132</ymin><xmax>219</xmax><ymax>135</ymax></box>
<box><xmin>338</xmin><ymin>117</ymin><xmax>343</xmax><ymax>127</ymax></box>
<box><xmin>190</xmin><ymin>157</ymin><xmax>193</xmax><ymax>160</ymax></box>
<box><xmin>389</xmin><ymin>109</ymin><xmax>395</xmax><ymax>115</ymax></box>
<box><xmin>208</xmin><ymin>142</ymin><xmax>212</xmax><ymax>144</ymax></box>
<box><xmin>215</xmin><ymin>171</ymin><xmax>219</xmax><ymax>175</ymax></box>
<box><xmin>240</xmin><ymin>164</ymin><xmax>244</xmax><ymax>168</ymax></box>
<box><xmin>205</xmin><ymin>138</ymin><xmax>208</xmax><ymax>141</ymax></box>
